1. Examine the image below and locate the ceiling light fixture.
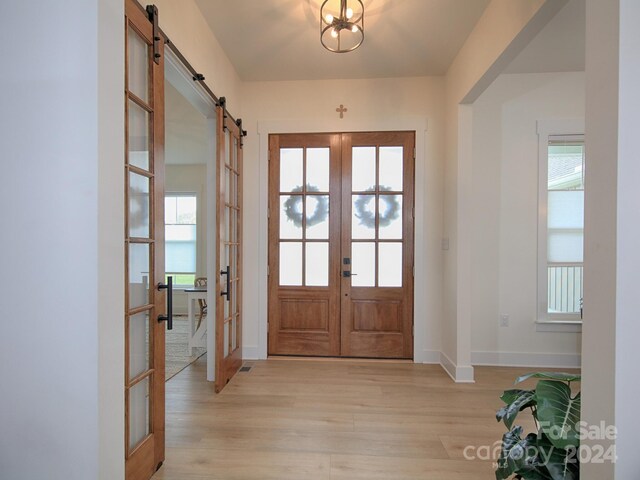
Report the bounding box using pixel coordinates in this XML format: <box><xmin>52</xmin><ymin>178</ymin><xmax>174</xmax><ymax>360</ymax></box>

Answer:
<box><xmin>320</xmin><ymin>0</ymin><xmax>364</xmax><ymax>53</ymax></box>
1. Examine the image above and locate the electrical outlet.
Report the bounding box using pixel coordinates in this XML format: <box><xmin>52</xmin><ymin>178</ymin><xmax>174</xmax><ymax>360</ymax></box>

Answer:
<box><xmin>500</xmin><ymin>314</ymin><xmax>509</xmax><ymax>327</ymax></box>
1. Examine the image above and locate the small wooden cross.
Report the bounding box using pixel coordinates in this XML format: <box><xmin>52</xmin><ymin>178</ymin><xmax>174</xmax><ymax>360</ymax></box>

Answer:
<box><xmin>336</xmin><ymin>104</ymin><xmax>348</xmax><ymax>119</ymax></box>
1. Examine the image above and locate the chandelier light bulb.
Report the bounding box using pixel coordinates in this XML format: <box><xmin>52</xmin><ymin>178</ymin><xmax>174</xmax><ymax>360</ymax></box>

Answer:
<box><xmin>346</xmin><ymin>7</ymin><xmax>353</xmax><ymax>19</ymax></box>
<box><xmin>351</xmin><ymin>25</ymin><xmax>358</xmax><ymax>33</ymax></box>
<box><xmin>330</xmin><ymin>28</ymin><xmax>339</xmax><ymax>38</ymax></box>
<box><xmin>325</xmin><ymin>13</ymin><xmax>333</xmax><ymax>23</ymax></box>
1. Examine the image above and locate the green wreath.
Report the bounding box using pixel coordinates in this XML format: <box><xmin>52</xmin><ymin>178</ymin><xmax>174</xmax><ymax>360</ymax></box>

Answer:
<box><xmin>354</xmin><ymin>186</ymin><xmax>400</xmax><ymax>229</ymax></box>
<box><xmin>283</xmin><ymin>184</ymin><xmax>329</xmax><ymax>227</ymax></box>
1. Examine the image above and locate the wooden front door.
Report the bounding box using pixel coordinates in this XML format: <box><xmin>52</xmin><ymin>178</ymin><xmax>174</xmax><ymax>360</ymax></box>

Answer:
<box><xmin>124</xmin><ymin>1</ymin><xmax>166</xmax><ymax>478</ymax></box>
<box><xmin>215</xmin><ymin>107</ymin><xmax>244</xmax><ymax>392</ymax></box>
<box><xmin>268</xmin><ymin>132</ymin><xmax>414</xmax><ymax>359</ymax></box>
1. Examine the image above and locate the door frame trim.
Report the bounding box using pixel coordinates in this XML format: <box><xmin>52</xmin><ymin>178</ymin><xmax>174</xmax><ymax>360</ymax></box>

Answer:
<box><xmin>256</xmin><ymin>116</ymin><xmax>431</xmax><ymax>363</ymax></box>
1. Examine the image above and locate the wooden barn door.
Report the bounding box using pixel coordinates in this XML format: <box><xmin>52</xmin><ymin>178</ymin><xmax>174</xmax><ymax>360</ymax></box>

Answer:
<box><xmin>124</xmin><ymin>1</ymin><xmax>167</xmax><ymax>478</ymax></box>
<box><xmin>215</xmin><ymin>106</ymin><xmax>244</xmax><ymax>392</ymax></box>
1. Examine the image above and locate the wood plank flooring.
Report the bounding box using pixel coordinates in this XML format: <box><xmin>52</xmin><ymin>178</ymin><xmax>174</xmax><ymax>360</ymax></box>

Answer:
<box><xmin>153</xmin><ymin>358</ymin><xmax>567</xmax><ymax>480</ymax></box>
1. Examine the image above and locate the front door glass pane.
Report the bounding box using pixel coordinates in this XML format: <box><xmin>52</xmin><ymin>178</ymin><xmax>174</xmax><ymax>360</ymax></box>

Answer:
<box><xmin>280</xmin><ymin>148</ymin><xmax>303</xmax><ymax>192</ymax></box>
<box><xmin>305</xmin><ymin>242</ymin><xmax>329</xmax><ymax>286</ymax></box>
<box><xmin>306</xmin><ymin>196</ymin><xmax>329</xmax><ymax>239</ymax></box>
<box><xmin>378</xmin><ymin>195</ymin><xmax>403</xmax><ymax>239</ymax></box>
<box><xmin>306</xmin><ymin>148</ymin><xmax>330</xmax><ymax>192</ymax></box>
<box><xmin>379</xmin><ymin>146</ymin><xmax>403</xmax><ymax>191</ymax></box>
<box><xmin>352</xmin><ymin>195</ymin><xmax>376</xmax><ymax>239</ymax></box>
<box><xmin>280</xmin><ymin>195</ymin><xmax>303</xmax><ymax>239</ymax></box>
<box><xmin>378</xmin><ymin>242</ymin><xmax>402</xmax><ymax>287</ymax></box>
<box><xmin>352</xmin><ymin>147</ymin><xmax>376</xmax><ymax>191</ymax></box>
<box><xmin>352</xmin><ymin>242</ymin><xmax>375</xmax><ymax>287</ymax></box>
<box><xmin>280</xmin><ymin>242</ymin><xmax>302</xmax><ymax>286</ymax></box>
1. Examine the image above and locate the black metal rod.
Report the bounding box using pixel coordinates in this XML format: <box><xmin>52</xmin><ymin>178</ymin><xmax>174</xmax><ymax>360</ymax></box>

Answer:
<box><xmin>157</xmin><ymin>276</ymin><xmax>173</xmax><ymax>330</ymax></box>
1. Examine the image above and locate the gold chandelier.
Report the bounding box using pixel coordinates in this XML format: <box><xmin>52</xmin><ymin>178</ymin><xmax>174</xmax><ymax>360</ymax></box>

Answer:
<box><xmin>320</xmin><ymin>0</ymin><xmax>365</xmax><ymax>53</ymax></box>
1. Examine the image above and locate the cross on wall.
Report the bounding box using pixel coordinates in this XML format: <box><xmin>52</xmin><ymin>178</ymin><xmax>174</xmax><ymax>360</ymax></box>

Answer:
<box><xmin>336</xmin><ymin>104</ymin><xmax>348</xmax><ymax>119</ymax></box>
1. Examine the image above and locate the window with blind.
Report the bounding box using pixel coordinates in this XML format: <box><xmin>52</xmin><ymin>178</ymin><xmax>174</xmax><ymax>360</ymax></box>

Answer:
<box><xmin>165</xmin><ymin>194</ymin><xmax>197</xmax><ymax>286</ymax></box>
<box><xmin>542</xmin><ymin>136</ymin><xmax>585</xmax><ymax>319</ymax></box>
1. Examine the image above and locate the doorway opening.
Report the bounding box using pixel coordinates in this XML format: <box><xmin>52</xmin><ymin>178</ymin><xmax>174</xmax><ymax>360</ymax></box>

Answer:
<box><xmin>268</xmin><ymin>132</ymin><xmax>415</xmax><ymax>359</ymax></box>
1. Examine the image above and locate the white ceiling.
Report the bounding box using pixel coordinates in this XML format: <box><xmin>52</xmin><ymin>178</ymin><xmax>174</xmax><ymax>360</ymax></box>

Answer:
<box><xmin>194</xmin><ymin>0</ymin><xmax>491</xmax><ymax>81</ymax></box>
<box><xmin>504</xmin><ymin>0</ymin><xmax>585</xmax><ymax>74</ymax></box>
<box><xmin>165</xmin><ymin>81</ymin><xmax>208</xmax><ymax>165</ymax></box>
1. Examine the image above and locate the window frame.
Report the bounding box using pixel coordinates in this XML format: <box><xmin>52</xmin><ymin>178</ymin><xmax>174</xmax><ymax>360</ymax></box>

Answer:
<box><xmin>536</xmin><ymin>119</ymin><xmax>585</xmax><ymax>332</ymax></box>
<box><xmin>164</xmin><ymin>192</ymin><xmax>198</xmax><ymax>288</ymax></box>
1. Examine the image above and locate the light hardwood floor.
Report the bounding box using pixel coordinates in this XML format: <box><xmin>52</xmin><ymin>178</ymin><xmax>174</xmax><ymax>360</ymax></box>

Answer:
<box><xmin>154</xmin><ymin>358</ymin><xmax>563</xmax><ymax>480</ymax></box>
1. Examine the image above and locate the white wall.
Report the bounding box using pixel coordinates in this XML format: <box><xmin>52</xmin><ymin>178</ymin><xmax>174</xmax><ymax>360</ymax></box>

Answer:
<box><xmin>0</xmin><ymin>0</ymin><xmax>124</xmax><ymax>479</ymax></box>
<box><xmin>166</xmin><ymin>165</ymin><xmax>208</xmax><ymax>314</ymax></box>
<box><xmin>442</xmin><ymin>0</ymin><xmax>568</xmax><ymax>381</ymax></box>
<box><xmin>583</xmin><ymin>0</ymin><xmax>640</xmax><ymax>477</ymax></box>
<box><xmin>150</xmin><ymin>0</ymin><xmax>242</xmax><ymax>115</ymax></box>
<box><xmin>240</xmin><ymin>76</ymin><xmax>446</xmax><ymax>361</ymax></box>
<box><xmin>470</xmin><ymin>72</ymin><xmax>584</xmax><ymax>366</ymax></box>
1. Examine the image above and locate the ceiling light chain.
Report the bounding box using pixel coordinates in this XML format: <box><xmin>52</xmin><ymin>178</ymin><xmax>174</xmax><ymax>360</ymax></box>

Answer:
<box><xmin>320</xmin><ymin>0</ymin><xmax>364</xmax><ymax>53</ymax></box>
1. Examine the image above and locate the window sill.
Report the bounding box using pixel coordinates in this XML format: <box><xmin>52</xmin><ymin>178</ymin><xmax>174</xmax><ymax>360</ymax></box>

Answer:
<box><xmin>536</xmin><ymin>320</ymin><xmax>582</xmax><ymax>333</ymax></box>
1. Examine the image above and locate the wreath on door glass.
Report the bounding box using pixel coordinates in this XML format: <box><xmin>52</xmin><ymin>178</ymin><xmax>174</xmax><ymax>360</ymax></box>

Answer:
<box><xmin>354</xmin><ymin>186</ymin><xmax>400</xmax><ymax>229</ymax></box>
<box><xmin>283</xmin><ymin>184</ymin><xmax>329</xmax><ymax>227</ymax></box>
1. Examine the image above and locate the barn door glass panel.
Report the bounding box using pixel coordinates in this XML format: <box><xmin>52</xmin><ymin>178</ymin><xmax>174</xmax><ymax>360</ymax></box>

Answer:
<box><xmin>125</xmin><ymin>9</ymin><xmax>163</xmax><ymax>467</ymax></box>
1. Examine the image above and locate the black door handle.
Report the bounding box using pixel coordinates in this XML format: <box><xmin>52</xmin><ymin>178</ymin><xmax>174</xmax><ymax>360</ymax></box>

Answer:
<box><xmin>342</xmin><ymin>271</ymin><xmax>358</xmax><ymax>277</ymax></box>
<box><xmin>220</xmin><ymin>266</ymin><xmax>230</xmax><ymax>301</ymax></box>
<box><xmin>157</xmin><ymin>276</ymin><xmax>173</xmax><ymax>330</ymax></box>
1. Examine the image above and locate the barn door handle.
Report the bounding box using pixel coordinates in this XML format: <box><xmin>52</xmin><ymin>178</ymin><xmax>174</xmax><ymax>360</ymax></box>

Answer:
<box><xmin>342</xmin><ymin>271</ymin><xmax>357</xmax><ymax>277</ymax></box>
<box><xmin>157</xmin><ymin>276</ymin><xmax>173</xmax><ymax>330</ymax></box>
<box><xmin>220</xmin><ymin>266</ymin><xmax>230</xmax><ymax>301</ymax></box>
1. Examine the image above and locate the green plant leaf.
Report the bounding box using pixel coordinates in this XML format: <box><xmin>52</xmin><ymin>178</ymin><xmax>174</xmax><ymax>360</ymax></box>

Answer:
<box><xmin>516</xmin><ymin>372</ymin><xmax>581</xmax><ymax>384</ymax></box>
<box><xmin>496</xmin><ymin>390</ymin><xmax>535</xmax><ymax>429</ymax></box>
<box><xmin>536</xmin><ymin>432</ymin><xmax>579</xmax><ymax>480</ymax></box>
<box><xmin>495</xmin><ymin>427</ymin><xmax>551</xmax><ymax>480</ymax></box>
<box><xmin>501</xmin><ymin>389</ymin><xmax>534</xmax><ymax>405</ymax></box>
<box><xmin>535</xmin><ymin>380</ymin><xmax>581</xmax><ymax>450</ymax></box>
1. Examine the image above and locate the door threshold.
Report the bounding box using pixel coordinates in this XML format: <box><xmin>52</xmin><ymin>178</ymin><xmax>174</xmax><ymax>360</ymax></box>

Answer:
<box><xmin>267</xmin><ymin>355</ymin><xmax>413</xmax><ymax>364</ymax></box>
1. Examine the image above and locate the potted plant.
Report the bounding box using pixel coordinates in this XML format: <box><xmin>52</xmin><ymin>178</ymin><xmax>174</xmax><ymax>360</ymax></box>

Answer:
<box><xmin>495</xmin><ymin>372</ymin><xmax>581</xmax><ymax>480</ymax></box>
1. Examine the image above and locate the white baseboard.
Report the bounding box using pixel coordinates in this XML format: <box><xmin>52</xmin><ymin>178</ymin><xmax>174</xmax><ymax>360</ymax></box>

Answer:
<box><xmin>237</xmin><ymin>347</ymin><xmax>579</xmax><ymax>373</ymax></box>
<box><xmin>418</xmin><ymin>349</ymin><xmax>441</xmax><ymax>364</ymax></box>
<box><xmin>440</xmin><ymin>352</ymin><xmax>475</xmax><ymax>383</ymax></box>
<box><xmin>242</xmin><ymin>345</ymin><xmax>260</xmax><ymax>360</ymax></box>
<box><xmin>471</xmin><ymin>351</ymin><xmax>581</xmax><ymax>369</ymax></box>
